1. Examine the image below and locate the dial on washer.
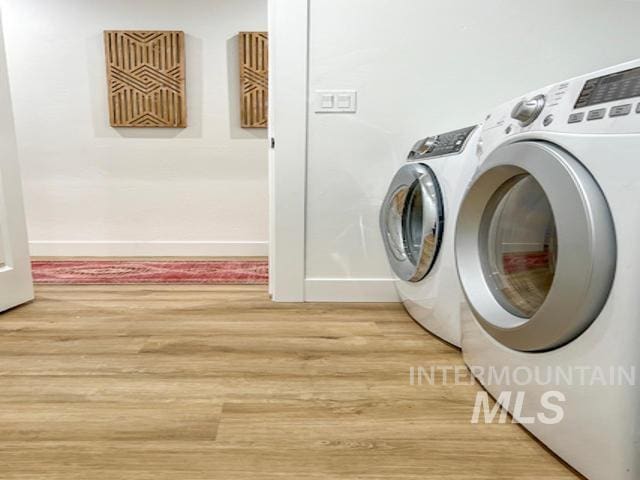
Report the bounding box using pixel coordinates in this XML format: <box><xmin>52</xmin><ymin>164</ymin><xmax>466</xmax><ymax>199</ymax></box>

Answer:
<box><xmin>511</xmin><ymin>94</ymin><xmax>546</xmax><ymax>126</ymax></box>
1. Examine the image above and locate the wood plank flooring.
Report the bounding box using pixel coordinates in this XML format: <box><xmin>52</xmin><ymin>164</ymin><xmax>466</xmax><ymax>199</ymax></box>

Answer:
<box><xmin>0</xmin><ymin>284</ymin><xmax>581</xmax><ymax>479</ymax></box>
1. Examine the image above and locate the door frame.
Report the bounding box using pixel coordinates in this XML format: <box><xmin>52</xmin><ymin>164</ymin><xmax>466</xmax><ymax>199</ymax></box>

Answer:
<box><xmin>0</xmin><ymin>11</ymin><xmax>34</xmax><ymax>312</ymax></box>
<box><xmin>268</xmin><ymin>0</ymin><xmax>309</xmax><ymax>301</ymax></box>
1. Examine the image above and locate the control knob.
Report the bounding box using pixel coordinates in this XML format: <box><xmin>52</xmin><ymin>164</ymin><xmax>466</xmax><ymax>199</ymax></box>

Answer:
<box><xmin>511</xmin><ymin>94</ymin><xmax>546</xmax><ymax>126</ymax></box>
<box><xmin>416</xmin><ymin>136</ymin><xmax>437</xmax><ymax>155</ymax></box>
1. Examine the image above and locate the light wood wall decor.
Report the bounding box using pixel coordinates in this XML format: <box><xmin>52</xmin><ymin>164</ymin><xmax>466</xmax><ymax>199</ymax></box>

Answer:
<box><xmin>239</xmin><ymin>32</ymin><xmax>268</xmax><ymax>128</ymax></box>
<box><xmin>104</xmin><ymin>31</ymin><xmax>187</xmax><ymax>128</ymax></box>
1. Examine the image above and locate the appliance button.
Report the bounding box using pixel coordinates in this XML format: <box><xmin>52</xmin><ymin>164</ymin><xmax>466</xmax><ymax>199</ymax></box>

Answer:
<box><xmin>610</xmin><ymin>104</ymin><xmax>632</xmax><ymax>117</ymax></box>
<box><xmin>568</xmin><ymin>112</ymin><xmax>585</xmax><ymax>124</ymax></box>
<box><xmin>587</xmin><ymin>108</ymin><xmax>606</xmax><ymax>121</ymax></box>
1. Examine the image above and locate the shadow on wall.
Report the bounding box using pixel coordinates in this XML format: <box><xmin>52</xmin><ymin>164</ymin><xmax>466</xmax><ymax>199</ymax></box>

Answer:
<box><xmin>226</xmin><ymin>34</ymin><xmax>267</xmax><ymax>140</ymax></box>
<box><xmin>86</xmin><ymin>33</ymin><xmax>203</xmax><ymax>139</ymax></box>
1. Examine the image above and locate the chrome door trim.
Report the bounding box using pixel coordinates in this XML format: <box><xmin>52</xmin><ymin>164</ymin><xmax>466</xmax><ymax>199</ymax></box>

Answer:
<box><xmin>380</xmin><ymin>163</ymin><xmax>444</xmax><ymax>282</ymax></box>
<box><xmin>455</xmin><ymin>141</ymin><xmax>616</xmax><ymax>351</ymax></box>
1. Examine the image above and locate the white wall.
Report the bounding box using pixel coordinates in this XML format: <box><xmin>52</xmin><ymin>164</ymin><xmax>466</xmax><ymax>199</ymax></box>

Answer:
<box><xmin>305</xmin><ymin>0</ymin><xmax>640</xmax><ymax>301</ymax></box>
<box><xmin>0</xmin><ymin>0</ymin><xmax>268</xmax><ymax>256</ymax></box>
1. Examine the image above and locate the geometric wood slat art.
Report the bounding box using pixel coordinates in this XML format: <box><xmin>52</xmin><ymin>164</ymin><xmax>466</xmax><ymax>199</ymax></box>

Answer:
<box><xmin>104</xmin><ymin>31</ymin><xmax>187</xmax><ymax>127</ymax></box>
<box><xmin>239</xmin><ymin>32</ymin><xmax>268</xmax><ymax>128</ymax></box>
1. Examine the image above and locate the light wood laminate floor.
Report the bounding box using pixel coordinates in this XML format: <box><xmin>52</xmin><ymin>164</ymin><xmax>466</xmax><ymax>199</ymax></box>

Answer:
<box><xmin>0</xmin><ymin>284</ymin><xmax>582</xmax><ymax>479</ymax></box>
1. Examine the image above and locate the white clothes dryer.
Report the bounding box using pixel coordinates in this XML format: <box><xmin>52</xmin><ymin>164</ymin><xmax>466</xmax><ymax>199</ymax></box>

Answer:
<box><xmin>456</xmin><ymin>60</ymin><xmax>640</xmax><ymax>479</ymax></box>
<box><xmin>380</xmin><ymin>126</ymin><xmax>480</xmax><ymax>346</ymax></box>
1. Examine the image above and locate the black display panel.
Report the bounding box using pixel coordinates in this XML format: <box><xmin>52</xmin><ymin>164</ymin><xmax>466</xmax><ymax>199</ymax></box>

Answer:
<box><xmin>574</xmin><ymin>66</ymin><xmax>640</xmax><ymax>109</ymax></box>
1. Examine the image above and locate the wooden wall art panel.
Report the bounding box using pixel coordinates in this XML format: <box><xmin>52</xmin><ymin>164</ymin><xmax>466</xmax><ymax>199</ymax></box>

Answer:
<box><xmin>239</xmin><ymin>32</ymin><xmax>268</xmax><ymax>128</ymax></box>
<box><xmin>104</xmin><ymin>31</ymin><xmax>187</xmax><ymax>128</ymax></box>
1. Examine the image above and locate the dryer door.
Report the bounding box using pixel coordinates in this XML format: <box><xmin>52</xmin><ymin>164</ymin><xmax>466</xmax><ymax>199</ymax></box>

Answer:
<box><xmin>455</xmin><ymin>141</ymin><xmax>616</xmax><ymax>351</ymax></box>
<box><xmin>380</xmin><ymin>163</ymin><xmax>444</xmax><ymax>282</ymax></box>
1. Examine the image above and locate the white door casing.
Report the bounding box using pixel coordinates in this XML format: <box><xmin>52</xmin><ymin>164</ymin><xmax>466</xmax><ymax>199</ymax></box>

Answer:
<box><xmin>0</xmin><ymin>12</ymin><xmax>34</xmax><ymax>312</ymax></box>
<box><xmin>267</xmin><ymin>0</ymin><xmax>309</xmax><ymax>301</ymax></box>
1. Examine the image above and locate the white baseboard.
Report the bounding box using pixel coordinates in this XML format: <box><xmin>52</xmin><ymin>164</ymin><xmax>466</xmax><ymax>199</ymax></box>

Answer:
<box><xmin>304</xmin><ymin>278</ymin><xmax>399</xmax><ymax>302</ymax></box>
<box><xmin>29</xmin><ymin>241</ymin><xmax>269</xmax><ymax>257</ymax></box>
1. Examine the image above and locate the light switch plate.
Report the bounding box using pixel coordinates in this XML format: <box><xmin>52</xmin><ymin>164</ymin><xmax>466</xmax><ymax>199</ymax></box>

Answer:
<box><xmin>314</xmin><ymin>90</ymin><xmax>357</xmax><ymax>113</ymax></box>
<box><xmin>320</xmin><ymin>94</ymin><xmax>335</xmax><ymax>108</ymax></box>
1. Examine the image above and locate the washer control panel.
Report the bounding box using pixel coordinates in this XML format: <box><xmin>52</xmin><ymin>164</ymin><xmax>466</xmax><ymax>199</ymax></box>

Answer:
<box><xmin>481</xmin><ymin>59</ymin><xmax>640</xmax><ymax>141</ymax></box>
<box><xmin>409</xmin><ymin>125</ymin><xmax>477</xmax><ymax>160</ymax></box>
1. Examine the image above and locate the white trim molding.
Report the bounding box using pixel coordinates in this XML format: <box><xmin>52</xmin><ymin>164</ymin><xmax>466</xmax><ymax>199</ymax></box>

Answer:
<box><xmin>304</xmin><ymin>278</ymin><xmax>399</xmax><ymax>302</ymax></box>
<box><xmin>29</xmin><ymin>241</ymin><xmax>268</xmax><ymax>257</ymax></box>
<box><xmin>268</xmin><ymin>0</ymin><xmax>309</xmax><ymax>301</ymax></box>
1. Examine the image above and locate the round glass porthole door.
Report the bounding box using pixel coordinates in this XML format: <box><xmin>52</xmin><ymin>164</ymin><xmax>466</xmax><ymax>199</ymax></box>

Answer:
<box><xmin>455</xmin><ymin>141</ymin><xmax>616</xmax><ymax>351</ymax></box>
<box><xmin>482</xmin><ymin>174</ymin><xmax>557</xmax><ymax>319</ymax></box>
<box><xmin>380</xmin><ymin>163</ymin><xmax>444</xmax><ymax>283</ymax></box>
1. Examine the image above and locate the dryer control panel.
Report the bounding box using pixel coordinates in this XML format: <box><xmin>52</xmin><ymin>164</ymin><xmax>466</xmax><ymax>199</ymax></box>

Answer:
<box><xmin>409</xmin><ymin>125</ymin><xmax>477</xmax><ymax>160</ymax></box>
<box><xmin>481</xmin><ymin>58</ymin><xmax>640</xmax><ymax>147</ymax></box>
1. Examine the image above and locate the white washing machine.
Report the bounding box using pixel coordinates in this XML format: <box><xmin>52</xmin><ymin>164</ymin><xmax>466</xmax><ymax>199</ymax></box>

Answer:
<box><xmin>380</xmin><ymin>126</ymin><xmax>480</xmax><ymax>346</ymax></box>
<box><xmin>455</xmin><ymin>60</ymin><xmax>640</xmax><ymax>479</ymax></box>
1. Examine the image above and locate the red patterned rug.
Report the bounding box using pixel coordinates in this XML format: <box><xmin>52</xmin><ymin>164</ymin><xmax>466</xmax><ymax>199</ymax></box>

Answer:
<box><xmin>31</xmin><ymin>260</ymin><xmax>269</xmax><ymax>285</ymax></box>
